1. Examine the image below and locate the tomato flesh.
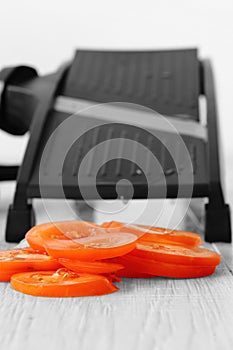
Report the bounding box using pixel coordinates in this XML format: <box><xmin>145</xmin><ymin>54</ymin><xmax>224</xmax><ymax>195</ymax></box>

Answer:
<box><xmin>58</xmin><ymin>258</ymin><xmax>124</xmax><ymax>274</ymax></box>
<box><xmin>117</xmin><ymin>267</ymin><xmax>155</xmax><ymax>279</ymax></box>
<box><xmin>10</xmin><ymin>269</ymin><xmax>118</xmax><ymax>297</ymax></box>
<box><xmin>132</xmin><ymin>242</ymin><xmax>221</xmax><ymax>266</ymax></box>
<box><xmin>44</xmin><ymin>233</ymin><xmax>137</xmax><ymax>261</ymax></box>
<box><xmin>116</xmin><ymin>255</ymin><xmax>217</xmax><ymax>278</ymax></box>
<box><xmin>101</xmin><ymin>221</ymin><xmax>202</xmax><ymax>247</ymax></box>
<box><xmin>26</xmin><ymin>220</ymin><xmax>99</xmax><ymax>252</ymax></box>
<box><xmin>0</xmin><ymin>248</ymin><xmax>62</xmax><ymax>282</ymax></box>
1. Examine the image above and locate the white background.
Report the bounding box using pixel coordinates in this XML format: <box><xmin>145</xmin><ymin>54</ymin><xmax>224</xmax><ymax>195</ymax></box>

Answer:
<box><xmin>0</xmin><ymin>0</ymin><xmax>232</xmax><ymax>205</ymax></box>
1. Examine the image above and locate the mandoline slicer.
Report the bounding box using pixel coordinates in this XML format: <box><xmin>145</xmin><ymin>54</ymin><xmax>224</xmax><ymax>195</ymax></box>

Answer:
<box><xmin>0</xmin><ymin>49</ymin><xmax>231</xmax><ymax>242</ymax></box>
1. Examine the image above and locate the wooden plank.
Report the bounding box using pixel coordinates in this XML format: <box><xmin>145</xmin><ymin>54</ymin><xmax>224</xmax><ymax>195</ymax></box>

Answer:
<box><xmin>213</xmin><ymin>243</ymin><xmax>233</xmax><ymax>271</ymax></box>
<box><xmin>0</xmin><ymin>262</ymin><xmax>233</xmax><ymax>350</ymax></box>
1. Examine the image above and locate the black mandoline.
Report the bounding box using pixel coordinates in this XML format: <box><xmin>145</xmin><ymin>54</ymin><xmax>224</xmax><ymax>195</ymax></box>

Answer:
<box><xmin>0</xmin><ymin>49</ymin><xmax>231</xmax><ymax>242</ymax></box>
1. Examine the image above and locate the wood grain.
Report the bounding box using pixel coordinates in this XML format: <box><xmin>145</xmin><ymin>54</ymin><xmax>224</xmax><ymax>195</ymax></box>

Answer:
<box><xmin>1</xmin><ymin>263</ymin><xmax>233</xmax><ymax>350</ymax></box>
<box><xmin>0</xmin><ymin>183</ymin><xmax>233</xmax><ymax>350</ymax></box>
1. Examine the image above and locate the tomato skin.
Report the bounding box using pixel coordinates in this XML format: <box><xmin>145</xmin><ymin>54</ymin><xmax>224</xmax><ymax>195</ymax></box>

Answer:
<box><xmin>116</xmin><ymin>255</ymin><xmax>217</xmax><ymax>278</ymax></box>
<box><xmin>131</xmin><ymin>242</ymin><xmax>221</xmax><ymax>266</ymax></box>
<box><xmin>58</xmin><ymin>258</ymin><xmax>124</xmax><ymax>274</ymax></box>
<box><xmin>101</xmin><ymin>221</ymin><xmax>202</xmax><ymax>248</ymax></box>
<box><xmin>10</xmin><ymin>270</ymin><xmax>118</xmax><ymax>297</ymax></box>
<box><xmin>0</xmin><ymin>248</ymin><xmax>62</xmax><ymax>282</ymax></box>
<box><xmin>44</xmin><ymin>233</ymin><xmax>137</xmax><ymax>261</ymax></box>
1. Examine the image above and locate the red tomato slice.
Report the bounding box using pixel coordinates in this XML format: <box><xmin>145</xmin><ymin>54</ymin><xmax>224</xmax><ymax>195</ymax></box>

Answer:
<box><xmin>101</xmin><ymin>221</ymin><xmax>202</xmax><ymax>247</ymax></box>
<box><xmin>0</xmin><ymin>271</ymin><xmax>15</xmax><ymax>282</ymax></box>
<box><xmin>0</xmin><ymin>248</ymin><xmax>62</xmax><ymax>281</ymax></box>
<box><xmin>44</xmin><ymin>232</ymin><xmax>137</xmax><ymax>261</ymax></box>
<box><xmin>132</xmin><ymin>242</ymin><xmax>221</xmax><ymax>266</ymax></box>
<box><xmin>106</xmin><ymin>257</ymin><xmax>155</xmax><ymax>278</ymax></box>
<box><xmin>116</xmin><ymin>255</ymin><xmax>217</xmax><ymax>278</ymax></box>
<box><xmin>58</xmin><ymin>258</ymin><xmax>124</xmax><ymax>274</ymax></box>
<box><xmin>10</xmin><ymin>269</ymin><xmax>118</xmax><ymax>297</ymax></box>
<box><xmin>102</xmin><ymin>273</ymin><xmax>122</xmax><ymax>283</ymax></box>
<box><xmin>137</xmin><ymin>225</ymin><xmax>202</xmax><ymax>247</ymax></box>
<box><xmin>117</xmin><ymin>267</ymin><xmax>155</xmax><ymax>279</ymax></box>
<box><xmin>26</xmin><ymin>221</ymin><xmax>99</xmax><ymax>252</ymax></box>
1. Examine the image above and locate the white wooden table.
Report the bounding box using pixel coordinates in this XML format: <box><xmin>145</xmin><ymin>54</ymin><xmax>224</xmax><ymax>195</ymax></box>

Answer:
<box><xmin>0</xmin><ymin>182</ymin><xmax>233</xmax><ymax>350</ymax></box>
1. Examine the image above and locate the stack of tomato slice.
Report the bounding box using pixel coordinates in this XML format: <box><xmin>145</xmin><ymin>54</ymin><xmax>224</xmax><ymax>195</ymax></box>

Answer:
<box><xmin>0</xmin><ymin>220</ymin><xmax>221</xmax><ymax>297</ymax></box>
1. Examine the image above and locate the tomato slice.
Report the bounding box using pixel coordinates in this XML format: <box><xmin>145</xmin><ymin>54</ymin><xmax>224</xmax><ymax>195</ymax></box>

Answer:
<box><xmin>58</xmin><ymin>258</ymin><xmax>124</xmax><ymax>274</ymax></box>
<box><xmin>106</xmin><ymin>257</ymin><xmax>155</xmax><ymax>278</ymax></box>
<box><xmin>26</xmin><ymin>221</ymin><xmax>99</xmax><ymax>252</ymax></box>
<box><xmin>116</xmin><ymin>255</ymin><xmax>217</xmax><ymax>278</ymax></box>
<box><xmin>10</xmin><ymin>269</ymin><xmax>118</xmax><ymax>297</ymax></box>
<box><xmin>44</xmin><ymin>232</ymin><xmax>137</xmax><ymax>260</ymax></box>
<box><xmin>102</xmin><ymin>273</ymin><xmax>122</xmax><ymax>283</ymax></box>
<box><xmin>137</xmin><ymin>225</ymin><xmax>203</xmax><ymax>247</ymax></box>
<box><xmin>0</xmin><ymin>271</ymin><xmax>16</xmax><ymax>282</ymax></box>
<box><xmin>101</xmin><ymin>221</ymin><xmax>202</xmax><ymax>247</ymax></box>
<box><xmin>131</xmin><ymin>242</ymin><xmax>221</xmax><ymax>266</ymax></box>
<box><xmin>0</xmin><ymin>248</ymin><xmax>62</xmax><ymax>281</ymax></box>
<box><xmin>117</xmin><ymin>267</ymin><xmax>155</xmax><ymax>279</ymax></box>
